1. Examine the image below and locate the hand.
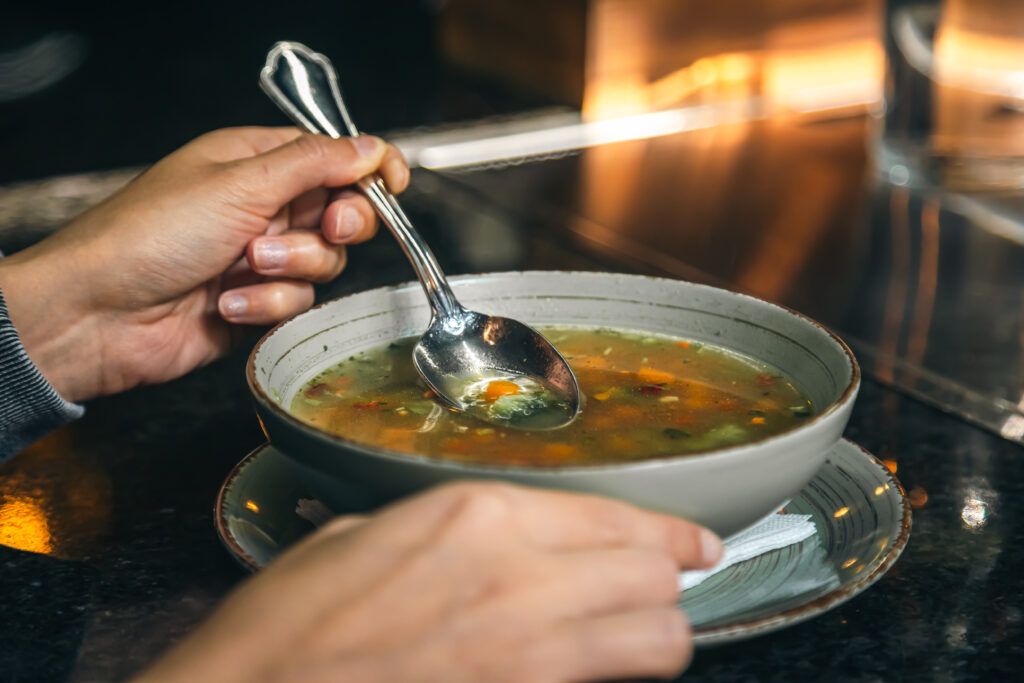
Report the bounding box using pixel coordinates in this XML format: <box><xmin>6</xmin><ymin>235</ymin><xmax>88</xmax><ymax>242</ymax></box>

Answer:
<box><xmin>136</xmin><ymin>482</ymin><xmax>724</xmax><ymax>683</ymax></box>
<box><xmin>0</xmin><ymin>127</ymin><xmax>409</xmax><ymax>402</ymax></box>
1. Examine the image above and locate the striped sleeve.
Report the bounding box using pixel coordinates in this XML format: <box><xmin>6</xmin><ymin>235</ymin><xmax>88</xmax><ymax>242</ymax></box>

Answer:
<box><xmin>0</xmin><ymin>284</ymin><xmax>84</xmax><ymax>462</ymax></box>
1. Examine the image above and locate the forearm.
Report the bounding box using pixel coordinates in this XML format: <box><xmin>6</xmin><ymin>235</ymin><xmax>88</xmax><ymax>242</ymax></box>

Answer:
<box><xmin>0</xmin><ymin>240</ymin><xmax>104</xmax><ymax>403</ymax></box>
<box><xmin>0</xmin><ymin>277</ymin><xmax>84</xmax><ymax>460</ymax></box>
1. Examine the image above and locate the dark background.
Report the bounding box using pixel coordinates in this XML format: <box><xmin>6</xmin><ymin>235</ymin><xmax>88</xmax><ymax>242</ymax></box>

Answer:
<box><xmin>0</xmin><ymin>0</ymin><xmax>551</xmax><ymax>185</ymax></box>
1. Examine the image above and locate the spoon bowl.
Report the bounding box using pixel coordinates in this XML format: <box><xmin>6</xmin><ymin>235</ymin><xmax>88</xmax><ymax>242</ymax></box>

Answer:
<box><xmin>260</xmin><ymin>41</ymin><xmax>581</xmax><ymax>428</ymax></box>
<box><xmin>414</xmin><ymin>309</ymin><xmax>580</xmax><ymax>429</ymax></box>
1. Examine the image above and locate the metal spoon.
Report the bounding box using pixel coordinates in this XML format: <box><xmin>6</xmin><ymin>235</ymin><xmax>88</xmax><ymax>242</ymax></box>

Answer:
<box><xmin>260</xmin><ymin>41</ymin><xmax>580</xmax><ymax>429</ymax></box>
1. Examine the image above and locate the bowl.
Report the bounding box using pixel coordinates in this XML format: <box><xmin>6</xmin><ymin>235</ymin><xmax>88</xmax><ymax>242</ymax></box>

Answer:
<box><xmin>247</xmin><ymin>271</ymin><xmax>859</xmax><ymax>538</ymax></box>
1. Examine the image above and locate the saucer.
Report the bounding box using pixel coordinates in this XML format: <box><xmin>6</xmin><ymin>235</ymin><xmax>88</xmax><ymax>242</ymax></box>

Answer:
<box><xmin>215</xmin><ymin>439</ymin><xmax>910</xmax><ymax>646</ymax></box>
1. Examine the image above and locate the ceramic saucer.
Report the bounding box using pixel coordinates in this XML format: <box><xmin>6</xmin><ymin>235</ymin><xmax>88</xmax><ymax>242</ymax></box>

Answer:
<box><xmin>215</xmin><ymin>438</ymin><xmax>910</xmax><ymax>646</ymax></box>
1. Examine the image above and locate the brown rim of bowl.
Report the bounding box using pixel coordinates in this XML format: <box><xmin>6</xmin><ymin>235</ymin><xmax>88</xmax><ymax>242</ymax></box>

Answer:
<box><xmin>245</xmin><ymin>271</ymin><xmax>862</xmax><ymax>473</ymax></box>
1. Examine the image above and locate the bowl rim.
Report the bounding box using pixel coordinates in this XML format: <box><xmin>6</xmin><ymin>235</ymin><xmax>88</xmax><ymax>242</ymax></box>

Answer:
<box><xmin>246</xmin><ymin>270</ymin><xmax>861</xmax><ymax>474</ymax></box>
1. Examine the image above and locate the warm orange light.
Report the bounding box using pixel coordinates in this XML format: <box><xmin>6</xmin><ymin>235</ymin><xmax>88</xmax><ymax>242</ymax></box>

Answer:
<box><xmin>245</xmin><ymin>500</ymin><xmax>260</xmax><ymax>513</ymax></box>
<box><xmin>256</xmin><ymin>414</ymin><xmax>270</xmax><ymax>439</ymax></box>
<box><xmin>0</xmin><ymin>497</ymin><xmax>53</xmax><ymax>554</ymax></box>
<box><xmin>833</xmin><ymin>506</ymin><xmax>850</xmax><ymax>518</ymax></box>
<box><xmin>691</xmin><ymin>58</ymin><xmax>719</xmax><ymax>88</ymax></box>
<box><xmin>585</xmin><ymin>40</ymin><xmax>880</xmax><ymax>121</ymax></box>
<box><xmin>933</xmin><ymin>7</ymin><xmax>1024</xmax><ymax>95</ymax></box>
<box><xmin>907</xmin><ymin>487</ymin><xmax>929</xmax><ymax>509</ymax></box>
<box><xmin>763</xmin><ymin>38</ymin><xmax>882</xmax><ymax>113</ymax></box>
<box><xmin>842</xmin><ymin>558</ymin><xmax>858</xmax><ymax>569</ymax></box>
<box><xmin>719</xmin><ymin>53</ymin><xmax>754</xmax><ymax>83</ymax></box>
<box><xmin>884</xmin><ymin>459</ymin><xmax>898</xmax><ymax>473</ymax></box>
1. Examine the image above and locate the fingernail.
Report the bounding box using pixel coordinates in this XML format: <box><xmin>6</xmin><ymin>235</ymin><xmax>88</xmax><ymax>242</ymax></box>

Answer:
<box><xmin>699</xmin><ymin>528</ymin><xmax>724</xmax><ymax>566</ymax></box>
<box><xmin>254</xmin><ymin>239</ymin><xmax>288</xmax><ymax>270</ymax></box>
<box><xmin>353</xmin><ymin>135</ymin><xmax>381</xmax><ymax>157</ymax></box>
<box><xmin>336</xmin><ymin>206</ymin><xmax>362</xmax><ymax>241</ymax></box>
<box><xmin>220</xmin><ymin>293</ymin><xmax>248</xmax><ymax>319</ymax></box>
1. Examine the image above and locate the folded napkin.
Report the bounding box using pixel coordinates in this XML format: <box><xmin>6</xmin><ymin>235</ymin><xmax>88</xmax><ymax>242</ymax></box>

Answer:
<box><xmin>678</xmin><ymin>512</ymin><xmax>817</xmax><ymax>591</ymax></box>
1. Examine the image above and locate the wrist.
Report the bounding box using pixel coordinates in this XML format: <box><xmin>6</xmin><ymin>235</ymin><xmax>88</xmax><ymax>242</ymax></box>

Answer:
<box><xmin>0</xmin><ymin>243</ymin><xmax>102</xmax><ymax>402</ymax></box>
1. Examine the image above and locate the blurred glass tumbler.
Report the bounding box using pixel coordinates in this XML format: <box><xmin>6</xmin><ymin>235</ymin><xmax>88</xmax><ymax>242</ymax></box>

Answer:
<box><xmin>879</xmin><ymin>0</ymin><xmax>1024</xmax><ymax>190</ymax></box>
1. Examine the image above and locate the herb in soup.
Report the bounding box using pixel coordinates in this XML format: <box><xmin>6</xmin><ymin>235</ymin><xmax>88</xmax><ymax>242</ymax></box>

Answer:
<box><xmin>289</xmin><ymin>327</ymin><xmax>814</xmax><ymax>466</ymax></box>
<box><xmin>450</xmin><ymin>373</ymin><xmax>571</xmax><ymax>428</ymax></box>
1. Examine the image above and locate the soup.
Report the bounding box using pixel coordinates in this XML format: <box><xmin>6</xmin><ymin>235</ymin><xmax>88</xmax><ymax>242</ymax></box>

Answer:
<box><xmin>289</xmin><ymin>326</ymin><xmax>814</xmax><ymax>466</ymax></box>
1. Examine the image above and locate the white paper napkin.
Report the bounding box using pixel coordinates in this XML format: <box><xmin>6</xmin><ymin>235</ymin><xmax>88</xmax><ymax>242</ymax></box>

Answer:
<box><xmin>678</xmin><ymin>513</ymin><xmax>817</xmax><ymax>591</ymax></box>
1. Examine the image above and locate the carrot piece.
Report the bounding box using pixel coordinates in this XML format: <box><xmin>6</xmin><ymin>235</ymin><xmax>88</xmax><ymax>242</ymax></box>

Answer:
<box><xmin>587</xmin><ymin>413</ymin><xmax>619</xmax><ymax>429</ymax></box>
<box><xmin>612</xmin><ymin>404</ymin><xmax>644</xmax><ymax>420</ymax></box>
<box><xmin>681</xmin><ymin>380</ymin><xmax>712</xmax><ymax>409</ymax></box>
<box><xmin>593</xmin><ymin>391</ymin><xmax>611</xmax><ymax>401</ymax></box>
<box><xmin>329</xmin><ymin>376</ymin><xmax>355</xmax><ymax>390</ymax></box>
<box><xmin>751</xmin><ymin>416</ymin><xmax>766</xmax><ymax>425</ymax></box>
<box><xmin>636</xmin><ymin>367</ymin><xmax>675</xmax><ymax>385</ymax></box>
<box><xmin>379</xmin><ymin>428</ymin><xmax>417</xmax><ymax>452</ymax></box>
<box><xmin>676</xmin><ymin>341</ymin><xmax>691</xmax><ymax>348</ymax></box>
<box><xmin>484</xmin><ymin>380</ymin><xmax>520</xmax><ymax>402</ymax></box>
<box><xmin>542</xmin><ymin>443</ymin><xmax>579</xmax><ymax>460</ymax></box>
<box><xmin>440</xmin><ymin>437</ymin><xmax>470</xmax><ymax>454</ymax></box>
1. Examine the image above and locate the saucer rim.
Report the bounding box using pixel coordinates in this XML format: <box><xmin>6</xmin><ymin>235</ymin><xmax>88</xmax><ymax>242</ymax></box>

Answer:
<box><xmin>214</xmin><ymin>438</ymin><xmax>911</xmax><ymax>644</ymax></box>
<box><xmin>690</xmin><ymin>439</ymin><xmax>911</xmax><ymax>645</ymax></box>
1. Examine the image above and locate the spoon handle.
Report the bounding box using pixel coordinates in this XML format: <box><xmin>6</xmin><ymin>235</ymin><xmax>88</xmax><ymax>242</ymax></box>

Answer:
<box><xmin>260</xmin><ymin>41</ymin><xmax>461</xmax><ymax>319</ymax></box>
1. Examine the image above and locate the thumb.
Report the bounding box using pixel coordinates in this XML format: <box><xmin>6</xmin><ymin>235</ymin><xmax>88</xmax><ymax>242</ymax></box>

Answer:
<box><xmin>226</xmin><ymin>134</ymin><xmax>388</xmax><ymax>215</ymax></box>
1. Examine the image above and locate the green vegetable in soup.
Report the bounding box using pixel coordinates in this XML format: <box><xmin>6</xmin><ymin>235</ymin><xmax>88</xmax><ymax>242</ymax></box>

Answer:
<box><xmin>288</xmin><ymin>326</ymin><xmax>815</xmax><ymax>466</ymax></box>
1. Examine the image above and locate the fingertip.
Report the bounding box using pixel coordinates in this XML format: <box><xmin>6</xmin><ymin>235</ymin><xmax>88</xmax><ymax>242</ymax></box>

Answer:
<box><xmin>322</xmin><ymin>191</ymin><xmax>377</xmax><ymax>244</ymax></box>
<box><xmin>218</xmin><ymin>281</ymin><xmax>314</xmax><ymax>324</ymax></box>
<box><xmin>352</xmin><ymin>135</ymin><xmax>386</xmax><ymax>159</ymax></box>
<box><xmin>335</xmin><ymin>204</ymin><xmax>365</xmax><ymax>243</ymax></box>
<box><xmin>383</xmin><ymin>150</ymin><xmax>410</xmax><ymax>193</ymax></box>
<box><xmin>249</xmin><ymin>237</ymin><xmax>289</xmax><ymax>273</ymax></box>
<box><xmin>218</xmin><ymin>291</ymin><xmax>249</xmax><ymax>321</ymax></box>
<box><xmin>697</xmin><ymin>528</ymin><xmax>724</xmax><ymax>568</ymax></box>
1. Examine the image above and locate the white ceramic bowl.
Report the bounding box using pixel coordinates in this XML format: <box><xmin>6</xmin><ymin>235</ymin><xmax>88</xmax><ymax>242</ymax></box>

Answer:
<box><xmin>247</xmin><ymin>271</ymin><xmax>859</xmax><ymax>538</ymax></box>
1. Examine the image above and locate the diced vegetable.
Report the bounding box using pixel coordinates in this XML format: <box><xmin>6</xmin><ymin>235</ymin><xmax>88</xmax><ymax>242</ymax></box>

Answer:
<box><xmin>636</xmin><ymin>367</ymin><xmax>676</xmax><ymax>385</ymax></box>
<box><xmin>483</xmin><ymin>380</ymin><xmax>521</xmax><ymax>402</ymax></box>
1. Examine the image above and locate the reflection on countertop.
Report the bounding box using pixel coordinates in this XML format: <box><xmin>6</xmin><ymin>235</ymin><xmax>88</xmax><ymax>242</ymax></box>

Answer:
<box><xmin>439</xmin><ymin>110</ymin><xmax>1024</xmax><ymax>446</ymax></box>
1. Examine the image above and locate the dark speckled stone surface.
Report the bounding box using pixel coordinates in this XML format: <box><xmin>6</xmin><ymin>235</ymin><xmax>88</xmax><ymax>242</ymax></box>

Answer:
<box><xmin>2</xmin><ymin>174</ymin><xmax>1022</xmax><ymax>682</ymax></box>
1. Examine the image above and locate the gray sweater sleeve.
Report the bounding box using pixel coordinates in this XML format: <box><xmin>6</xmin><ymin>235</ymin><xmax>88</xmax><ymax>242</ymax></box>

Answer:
<box><xmin>0</xmin><ymin>284</ymin><xmax>85</xmax><ymax>462</ymax></box>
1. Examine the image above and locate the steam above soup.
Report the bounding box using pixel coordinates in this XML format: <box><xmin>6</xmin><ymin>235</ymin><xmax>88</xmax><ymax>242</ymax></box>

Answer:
<box><xmin>289</xmin><ymin>326</ymin><xmax>814</xmax><ymax>466</ymax></box>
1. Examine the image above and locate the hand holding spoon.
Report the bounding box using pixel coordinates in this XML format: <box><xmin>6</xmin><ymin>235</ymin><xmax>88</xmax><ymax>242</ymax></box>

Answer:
<box><xmin>259</xmin><ymin>41</ymin><xmax>580</xmax><ymax>429</ymax></box>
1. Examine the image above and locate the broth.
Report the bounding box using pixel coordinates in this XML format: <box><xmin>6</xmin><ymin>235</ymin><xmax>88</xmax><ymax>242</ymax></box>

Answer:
<box><xmin>289</xmin><ymin>326</ymin><xmax>814</xmax><ymax>466</ymax></box>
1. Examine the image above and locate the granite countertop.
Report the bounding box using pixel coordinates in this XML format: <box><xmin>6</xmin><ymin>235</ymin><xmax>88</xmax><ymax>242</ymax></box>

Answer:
<box><xmin>2</xmin><ymin>165</ymin><xmax>1022</xmax><ymax>682</ymax></box>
